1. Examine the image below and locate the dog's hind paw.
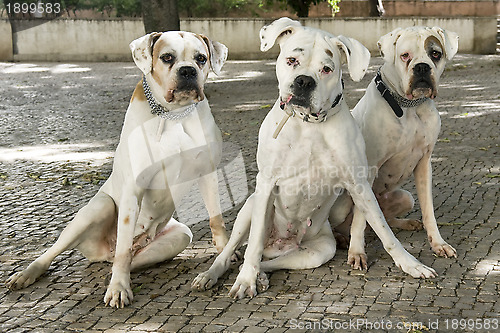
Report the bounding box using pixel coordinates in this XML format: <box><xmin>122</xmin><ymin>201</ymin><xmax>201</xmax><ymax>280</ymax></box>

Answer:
<box><xmin>388</xmin><ymin>218</ymin><xmax>423</xmax><ymax>231</ymax></box>
<box><xmin>256</xmin><ymin>271</ymin><xmax>269</xmax><ymax>293</ymax></box>
<box><xmin>192</xmin><ymin>271</ymin><xmax>218</xmax><ymax>291</ymax></box>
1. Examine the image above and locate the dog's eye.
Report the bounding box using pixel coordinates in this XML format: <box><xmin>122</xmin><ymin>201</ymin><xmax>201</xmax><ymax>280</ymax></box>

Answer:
<box><xmin>431</xmin><ymin>50</ymin><xmax>442</xmax><ymax>61</ymax></box>
<box><xmin>195</xmin><ymin>54</ymin><xmax>207</xmax><ymax>65</ymax></box>
<box><xmin>287</xmin><ymin>57</ymin><xmax>299</xmax><ymax>67</ymax></box>
<box><xmin>321</xmin><ymin>66</ymin><xmax>333</xmax><ymax>74</ymax></box>
<box><xmin>160</xmin><ymin>54</ymin><xmax>175</xmax><ymax>64</ymax></box>
<box><xmin>400</xmin><ymin>53</ymin><xmax>411</xmax><ymax>62</ymax></box>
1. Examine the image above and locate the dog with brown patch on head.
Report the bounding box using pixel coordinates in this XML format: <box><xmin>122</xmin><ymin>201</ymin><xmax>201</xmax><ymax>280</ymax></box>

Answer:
<box><xmin>7</xmin><ymin>31</ymin><xmax>229</xmax><ymax>308</ymax></box>
<box><xmin>330</xmin><ymin>26</ymin><xmax>459</xmax><ymax>271</ymax></box>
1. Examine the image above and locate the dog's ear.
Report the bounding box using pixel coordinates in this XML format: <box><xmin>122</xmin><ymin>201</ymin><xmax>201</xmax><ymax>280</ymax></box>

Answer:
<box><xmin>260</xmin><ymin>17</ymin><xmax>302</xmax><ymax>52</ymax></box>
<box><xmin>200</xmin><ymin>35</ymin><xmax>228</xmax><ymax>76</ymax></box>
<box><xmin>129</xmin><ymin>32</ymin><xmax>163</xmax><ymax>75</ymax></box>
<box><xmin>430</xmin><ymin>27</ymin><xmax>459</xmax><ymax>60</ymax></box>
<box><xmin>377</xmin><ymin>28</ymin><xmax>403</xmax><ymax>63</ymax></box>
<box><xmin>333</xmin><ymin>35</ymin><xmax>371</xmax><ymax>82</ymax></box>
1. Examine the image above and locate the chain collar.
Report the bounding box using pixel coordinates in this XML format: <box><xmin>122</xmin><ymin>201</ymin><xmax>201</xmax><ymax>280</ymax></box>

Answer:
<box><xmin>142</xmin><ymin>76</ymin><xmax>198</xmax><ymax>121</ymax></box>
<box><xmin>375</xmin><ymin>70</ymin><xmax>428</xmax><ymax>117</ymax></box>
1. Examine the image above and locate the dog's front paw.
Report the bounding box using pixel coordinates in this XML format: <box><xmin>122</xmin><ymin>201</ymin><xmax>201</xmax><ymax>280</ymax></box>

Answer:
<box><xmin>192</xmin><ymin>270</ymin><xmax>218</xmax><ymax>291</ymax></box>
<box><xmin>6</xmin><ymin>271</ymin><xmax>37</xmax><ymax>290</ymax></box>
<box><xmin>394</xmin><ymin>255</ymin><xmax>437</xmax><ymax>279</ymax></box>
<box><xmin>6</xmin><ymin>262</ymin><xmax>48</xmax><ymax>290</ymax></box>
<box><xmin>104</xmin><ymin>279</ymin><xmax>133</xmax><ymax>308</ymax></box>
<box><xmin>347</xmin><ymin>251</ymin><xmax>368</xmax><ymax>271</ymax></box>
<box><xmin>431</xmin><ymin>241</ymin><xmax>457</xmax><ymax>258</ymax></box>
<box><xmin>228</xmin><ymin>265</ymin><xmax>259</xmax><ymax>299</ymax></box>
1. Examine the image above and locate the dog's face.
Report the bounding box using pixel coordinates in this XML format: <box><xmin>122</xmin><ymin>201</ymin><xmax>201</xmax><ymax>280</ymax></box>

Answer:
<box><xmin>130</xmin><ymin>31</ymin><xmax>227</xmax><ymax>107</ymax></box>
<box><xmin>378</xmin><ymin>26</ymin><xmax>458</xmax><ymax>100</ymax></box>
<box><xmin>260</xmin><ymin>18</ymin><xmax>370</xmax><ymax>119</ymax></box>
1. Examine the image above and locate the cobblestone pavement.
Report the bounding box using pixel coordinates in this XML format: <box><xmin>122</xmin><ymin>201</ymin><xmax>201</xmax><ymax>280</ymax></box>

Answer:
<box><xmin>0</xmin><ymin>54</ymin><xmax>499</xmax><ymax>333</ymax></box>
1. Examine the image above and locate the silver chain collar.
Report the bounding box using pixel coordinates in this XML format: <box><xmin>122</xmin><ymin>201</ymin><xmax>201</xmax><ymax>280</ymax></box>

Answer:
<box><xmin>142</xmin><ymin>77</ymin><xmax>198</xmax><ymax>121</ymax></box>
<box><xmin>391</xmin><ymin>90</ymin><xmax>428</xmax><ymax>108</ymax></box>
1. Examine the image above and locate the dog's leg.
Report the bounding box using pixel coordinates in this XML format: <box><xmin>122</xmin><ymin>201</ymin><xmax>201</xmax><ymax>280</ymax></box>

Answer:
<box><xmin>260</xmin><ymin>222</ymin><xmax>336</xmax><ymax>271</ymax></box>
<box><xmin>378</xmin><ymin>189</ymin><xmax>423</xmax><ymax>231</ymax></box>
<box><xmin>348</xmin><ymin>206</ymin><xmax>368</xmax><ymax>270</ymax></box>
<box><xmin>7</xmin><ymin>192</ymin><xmax>116</xmax><ymax>290</ymax></box>
<box><xmin>191</xmin><ymin>195</ymin><xmax>254</xmax><ymax>291</ymax></box>
<box><xmin>131</xmin><ymin>218</ymin><xmax>192</xmax><ymax>271</ymax></box>
<box><xmin>198</xmin><ymin>172</ymin><xmax>228</xmax><ymax>253</ymax></box>
<box><xmin>104</xmin><ymin>185</ymin><xmax>143</xmax><ymax>308</ymax></box>
<box><xmin>414</xmin><ymin>153</ymin><xmax>457</xmax><ymax>258</ymax></box>
<box><xmin>229</xmin><ymin>177</ymin><xmax>275</xmax><ymax>299</ymax></box>
<box><xmin>349</xmin><ymin>182</ymin><xmax>437</xmax><ymax>278</ymax></box>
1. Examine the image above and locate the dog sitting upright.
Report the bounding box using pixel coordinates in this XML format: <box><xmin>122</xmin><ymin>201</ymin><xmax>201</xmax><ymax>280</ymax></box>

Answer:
<box><xmin>192</xmin><ymin>18</ymin><xmax>436</xmax><ymax>300</ymax></box>
<box><xmin>7</xmin><ymin>31</ymin><xmax>229</xmax><ymax>308</ymax></box>
<box><xmin>334</xmin><ymin>26</ymin><xmax>459</xmax><ymax>270</ymax></box>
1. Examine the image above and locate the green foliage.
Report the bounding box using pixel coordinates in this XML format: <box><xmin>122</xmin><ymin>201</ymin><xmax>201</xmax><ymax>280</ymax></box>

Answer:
<box><xmin>327</xmin><ymin>0</ymin><xmax>341</xmax><ymax>14</ymax></box>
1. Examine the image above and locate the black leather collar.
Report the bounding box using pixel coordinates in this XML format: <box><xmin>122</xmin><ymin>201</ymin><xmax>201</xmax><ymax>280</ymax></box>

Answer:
<box><xmin>374</xmin><ymin>71</ymin><xmax>404</xmax><ymax>118</ymax></box>
<box><xmin>374</xmin><ymin>71</ymin><xmax>429</xmax><ymax>118</ymax></box>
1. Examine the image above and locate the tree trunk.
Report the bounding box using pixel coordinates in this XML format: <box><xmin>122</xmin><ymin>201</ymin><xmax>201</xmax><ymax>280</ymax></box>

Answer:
<box><xmin>142</xmin><ymin>0</ymin><xmax>180</xmax><ymax>33</ymax></box>
<box><xmin>369</xmin><ymin>0</ymin><xmax>385</xmax><ymax>17</ymax></box>
<box><xmin>289</xmin><ymin>0</ymin><xmax>310</xmax><ymax>18</ymax></box>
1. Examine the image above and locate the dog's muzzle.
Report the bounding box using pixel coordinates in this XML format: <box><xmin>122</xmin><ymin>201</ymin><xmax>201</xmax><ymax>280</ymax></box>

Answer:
<box><xmin>410</xmin><ymin>63</ymin><xmax>435</xmax><ymax>98</ymax></box>
<box><xmin>177</xmin><ymin>66</ymin><xmax>199</xmax><ymax>91</ymax></box>
<box><xmin>290</xmin><ymin>75</ymin><xmax>316</xmax><ymax>108</ymax></box>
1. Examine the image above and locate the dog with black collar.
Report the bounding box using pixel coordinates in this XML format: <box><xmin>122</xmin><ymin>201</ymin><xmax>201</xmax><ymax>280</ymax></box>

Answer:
<box><xmin>332</xmin><ymin>26</ymin><xmax>459</xmax><ymax>271</ymax></box>
<box><xmin>193</xmin><ymin>18</ymin><xmax>436</xmax><ymax>299</ymax></box>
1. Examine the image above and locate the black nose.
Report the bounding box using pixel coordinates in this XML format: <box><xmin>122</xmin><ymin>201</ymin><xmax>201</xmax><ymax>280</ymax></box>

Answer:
<box><xmin>293</xmin><ymin>75</ymin><xmax>316</xmax><ymax>92</ymax></box>
<box><xmin>414</xmin><ymin>63</ymin><xmax>431</xmax><ymax>76</ymax></box>
<box><xmin>179</xmin><ymin>66</ymin><xmax>197</xmax><ymax>79</ymax></box>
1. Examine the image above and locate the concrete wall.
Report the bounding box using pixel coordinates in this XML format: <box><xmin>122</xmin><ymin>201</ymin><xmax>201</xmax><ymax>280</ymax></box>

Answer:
<box><xmin>0</xmin><ymin>17</ymin><xmax>496</xmax><ymax>62</ymax></box>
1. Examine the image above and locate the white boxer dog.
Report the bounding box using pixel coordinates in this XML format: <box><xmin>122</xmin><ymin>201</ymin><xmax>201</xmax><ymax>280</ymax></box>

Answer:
<box><xmin>335</xmin><ymin>26</ymin><xmax>459</xmax><ymax>270</ymax></box>
<box><xmin>192</xmin><ymin>18</ymin><xmax>436</xmax><ymax>300</ymax></box>
<box><xmin>7</xmin><ymin>31</ymin><xmax>229</xmax><ymax>308</ymax></box>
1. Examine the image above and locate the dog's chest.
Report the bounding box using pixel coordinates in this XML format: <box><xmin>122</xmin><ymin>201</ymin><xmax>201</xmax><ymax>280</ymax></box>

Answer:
<box><xmin>262</xmin><ymin>129</ymin><xmax>343</xmax><ymax>222</ymax></box>
<box><xmin>127</xmin><ymin>114</ymin><xmax>220</xmax><ymax>189</ymax></box>
<box><xmin>373</xmin><ymin>107</ymin><xmax>440</xmax><ymax>193</ymax></box>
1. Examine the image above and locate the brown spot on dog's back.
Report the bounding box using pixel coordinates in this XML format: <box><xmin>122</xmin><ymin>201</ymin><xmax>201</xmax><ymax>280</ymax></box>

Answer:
<box><xmin>124</xmin><ymin>216</ymin><xmax>130</xmax><ymax>225</ymax></box>
<box><xmin>130</xmin><ymin>80</ymin><xmax>146</xmax><ymax>103</ymax></box>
